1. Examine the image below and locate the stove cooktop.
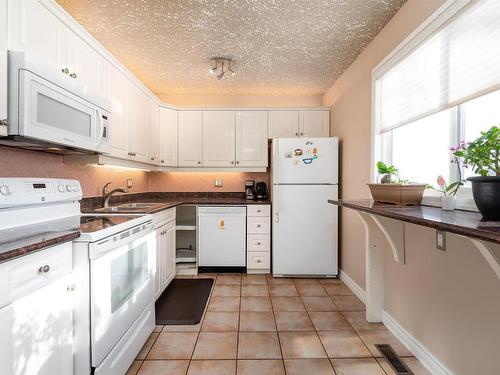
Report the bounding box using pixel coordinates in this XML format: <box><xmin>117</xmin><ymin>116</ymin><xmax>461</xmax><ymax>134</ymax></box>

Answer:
<box><xmin>80</xmin><ymin>215</ymin><xmax>142</xmax><ymax>233</ymax></box>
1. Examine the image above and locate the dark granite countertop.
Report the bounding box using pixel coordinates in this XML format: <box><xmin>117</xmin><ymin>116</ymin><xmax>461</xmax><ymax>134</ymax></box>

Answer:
<box><xmin>328</xmin><ymin>199</ymin><xmax>500</xmax><ymax>244</ymax></box>
<box><xmin>0</xmin><ymin>216</ymin><xmax>81</xmax><ymax>263</ymax></box>
<box><xmin>81</xmin><ymin>192</ymin><xmax>271</xmax><ymax>214</ymax></box>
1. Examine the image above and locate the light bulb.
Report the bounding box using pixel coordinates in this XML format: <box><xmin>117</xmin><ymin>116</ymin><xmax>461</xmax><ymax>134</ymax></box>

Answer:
<box><xmin>209</xmin><ymin>67</ymin><xmax>216</xmax><ymax>75</ymax></box>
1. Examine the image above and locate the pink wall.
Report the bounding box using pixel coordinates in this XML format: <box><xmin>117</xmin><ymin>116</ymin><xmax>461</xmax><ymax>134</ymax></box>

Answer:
<box><xmin>0</xmin><ymin>146</ymin><xmax>269</xmax><ymax>197</ymax></box>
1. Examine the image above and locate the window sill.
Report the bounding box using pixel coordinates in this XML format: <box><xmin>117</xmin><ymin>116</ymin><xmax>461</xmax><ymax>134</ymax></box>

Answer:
<box><xmin>421</xmin><ymin>195</ymin><xmax>478</xmax><ymax>212</ymax></box>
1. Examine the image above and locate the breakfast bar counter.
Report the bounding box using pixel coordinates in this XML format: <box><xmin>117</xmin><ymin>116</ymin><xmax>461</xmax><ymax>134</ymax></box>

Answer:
<box><xmin>328</xmin><ymin>199</ymin><xmax>500</xmax><ymax>322</ymax></box>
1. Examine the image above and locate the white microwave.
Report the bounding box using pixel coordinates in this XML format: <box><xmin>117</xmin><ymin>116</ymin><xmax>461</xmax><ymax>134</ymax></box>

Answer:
<box><xmin>5</xmin><ymin>51</ymin><xmax>110</xmax><ymax>154</ymax></box>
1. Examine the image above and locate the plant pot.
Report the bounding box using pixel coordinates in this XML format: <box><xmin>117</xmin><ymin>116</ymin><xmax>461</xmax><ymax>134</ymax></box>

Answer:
<box><xmin>441</xmin><ymin>195</ymin><xmax>456</xmax><ymax>211</ymax></box>
<box><xmin>367</xmin><ymin>183</ymin><xmax>427</xmax><ymax>206</ymax></box>
<box><xmin>468</xmin><ymin>176</ymin><xmax>500</xmax><ymax>220</ymax></box>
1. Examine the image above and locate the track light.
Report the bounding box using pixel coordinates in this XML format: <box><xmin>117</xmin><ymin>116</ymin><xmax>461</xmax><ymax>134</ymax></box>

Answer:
<box><xmin>209</xmin><ymin>57</ymin><xmax>235</xmax><ymax>80</ymax></box>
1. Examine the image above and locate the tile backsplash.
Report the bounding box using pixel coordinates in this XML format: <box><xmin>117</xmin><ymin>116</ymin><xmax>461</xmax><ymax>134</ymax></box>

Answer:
<box><xmin>0</xmin><ymin>146</ymin><xmax>270</xmax><ymax>197</ymax></box>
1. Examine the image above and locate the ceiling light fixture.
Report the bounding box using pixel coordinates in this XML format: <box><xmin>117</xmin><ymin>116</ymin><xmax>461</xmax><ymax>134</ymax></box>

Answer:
<box><xmin>209</xmin><ymin>57</ymin><xmax>235</xmax><ymax>80</ymax></box>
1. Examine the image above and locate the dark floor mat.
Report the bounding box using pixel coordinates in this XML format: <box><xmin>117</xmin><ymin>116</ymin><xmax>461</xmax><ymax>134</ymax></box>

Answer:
<box><xmin>155</xmin><ymin>278</ymin><xmax>214</xmax><ymax>325</ymax></box>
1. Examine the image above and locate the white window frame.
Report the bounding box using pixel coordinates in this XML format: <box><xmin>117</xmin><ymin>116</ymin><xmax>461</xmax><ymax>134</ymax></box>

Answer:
<box><xmin>371</xmin><ymin>0</ymin><xmax>478</xmax><ymax>212</ymax></box>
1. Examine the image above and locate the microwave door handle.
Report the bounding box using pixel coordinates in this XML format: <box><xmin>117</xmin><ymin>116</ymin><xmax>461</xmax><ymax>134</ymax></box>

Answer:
<box><xmin>95</xmin><ymin>108</ymin><xmax>104</xmax><ymax>148</ymax></box>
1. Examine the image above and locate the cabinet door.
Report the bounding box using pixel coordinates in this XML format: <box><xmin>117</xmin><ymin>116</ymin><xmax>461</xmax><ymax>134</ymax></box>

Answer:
<box><xmin>299</xmin><ymin>110</ymin><xmax>330</xmax><ymax>137</ymax></box>
<box><xmin>67</xmin><ymin>31</ymin><xmax>103</xmax><ymax>96</ymax></box>
<box><xmin>159</xmin><ymin>107</ymin><xmax>178</xmax><ymax>167</ymax></box>
<box><xmin>149</xmin><ymin>101</ymin><xmax>161</xmax><ymax>165</ymax></box>
<box><xmin>202</xmin><ymin>111</ymin><xmax>235</xmax><ymax>167</ymax></box>
<box><xmin>130</xmin><ymin>87</ymin><xmax>150</xmax><ymax>163</ymax></box>
<box><xmin>103</xmin><ymin>61</ymin><xmax>130</xmax><ymax>159</ymax></box>
<box><xmin>0</xmin><ymin>0</ymin><xmax>7</xmax><ymax>123</ymax></box>
<box><xmin>163</xmin><ymin>221</ymin><xmax>176</xmax><ymax>288</ymax></box>
<box><xmin>0</xmin><ymin>277</ymin><xmax>74</xmax><ymax>375</ymax></box>
<box><xmin>178</xmin><ymin>111</ymin><xmax>203</xmax><ymax>167</ymax></box>
<box><xmin>268</xmin><ymin>111</ymin><xmax>299</xmax><ymax>138</ymax></box>
<box><xmin>154</xmin><ymin>227</ymin><xmax>164</xmax><ymax>300</ymax></box>
<box><xmin>8</xmin><ymin>0</ymin><xmax>67</xmax><ymax>73</ymax></box>
<box><xmin>235</xmin><ymin>111</ymin><xmax>268</xmax><ymax>167</ymax></box>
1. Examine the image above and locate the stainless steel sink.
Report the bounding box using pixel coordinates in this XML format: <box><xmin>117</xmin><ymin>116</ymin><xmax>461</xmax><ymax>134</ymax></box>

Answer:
<box><xmin>117</xmin><ymin>203</ymin><xmax>156</xmax><ymax>209</ymax></box>
<box><xmin>90</xmin><ymin>202</ymin><xmax>167</xmax><ymax>213</ymax></box>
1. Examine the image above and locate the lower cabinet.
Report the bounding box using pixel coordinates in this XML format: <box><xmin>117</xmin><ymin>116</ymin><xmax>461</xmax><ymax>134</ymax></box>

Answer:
<box><xmin>0</xmin><ymin>242</ymin><xmax>74</xmax><ymax>375</ymax></box>
<box><xmin>154</xmin><ymin>208</ymin><xmax>176</xmax><ymax>300</ymax></box>
<box><xmin>246</xmin><ymin>205</ymin><xmax>271</xmax><ymax>274</ymax></box>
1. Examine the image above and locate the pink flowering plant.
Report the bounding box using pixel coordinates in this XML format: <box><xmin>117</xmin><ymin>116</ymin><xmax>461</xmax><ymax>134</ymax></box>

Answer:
<box><xmin>451</xmin><ymin>126</ymin><xmax>500</xmax><ymax>177</ymax></box>
<box><xmin>428</xmin><ymin>175</ymin><xmax>462</xmax><ymax>196</ymax></box>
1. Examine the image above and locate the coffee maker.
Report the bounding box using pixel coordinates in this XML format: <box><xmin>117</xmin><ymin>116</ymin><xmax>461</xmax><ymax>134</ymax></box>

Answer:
<box><xmin>245</xmin><ymin>180</ymin><xmax>256</xmax><ymax>200</ymax></box>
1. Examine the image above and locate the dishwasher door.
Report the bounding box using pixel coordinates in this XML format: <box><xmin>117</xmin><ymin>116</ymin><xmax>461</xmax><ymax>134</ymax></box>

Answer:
<box><xmin>198</xmin><ymin>206</ymin><xmax>247</xmax><ymax>267</ymax></box>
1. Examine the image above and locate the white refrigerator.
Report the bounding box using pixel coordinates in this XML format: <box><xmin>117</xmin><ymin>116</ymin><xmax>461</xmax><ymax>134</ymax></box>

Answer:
<box><xmin>272</xmin><ymin>137</ymin><xmax>338</xmax><ymax>277</ymax></box>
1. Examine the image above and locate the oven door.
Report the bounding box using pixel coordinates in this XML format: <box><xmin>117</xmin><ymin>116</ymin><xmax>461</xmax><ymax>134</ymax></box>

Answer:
<box><xmin>17</xmin><ymin>69</ymin><xmax>106</xmax><ymax>152</ymax></box>
<box><xmin>89</xmin><ymin>222</ymin><xmax>155</xmax><ymax>367</ymax></box>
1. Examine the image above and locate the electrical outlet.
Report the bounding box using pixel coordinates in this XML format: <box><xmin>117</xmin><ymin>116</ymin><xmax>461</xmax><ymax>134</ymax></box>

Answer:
<box><xmin>127</xmin><ymin>179</ymin><xmax>133</xmax><ymax>189</ymax></box>
<box><xmin>436</xmin><ymin>230</ymin><xmax>446</xmax><ymax>251</ymax></box>
<box><xmin>214</xmin><ymin>178</ymin><xmax>223</xmax><ymax>188</ymax></box>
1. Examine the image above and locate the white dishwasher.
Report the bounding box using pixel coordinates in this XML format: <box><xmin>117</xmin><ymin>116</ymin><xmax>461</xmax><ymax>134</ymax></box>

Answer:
<box><xmin>198</xmin><ymin>206</ymin><xmax>247</xmax><ymax>267</ymax></box>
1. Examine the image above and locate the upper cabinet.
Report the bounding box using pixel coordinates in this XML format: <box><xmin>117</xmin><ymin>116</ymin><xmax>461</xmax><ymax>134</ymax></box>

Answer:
<box><xmin>103</xmin><ymin>60</ymin><xmax>130</xmax><ymax>159</ymax></box>
<box><xmin>202</xmin><ymin>111</ymin><xmax>235</xmax><ymax>167</ymax></box>
<box><xmin>8</xmin><ymin>0</ymin><xmax>102</xmax><ymax>96</ymax></box>
<box><xmin>235</xmin><ymin>111</ymin><xmax>268</xmax><ymax>167</ymax></box>
<box><xmin>268</xmin><ymin>110</ymin><xmax>329</xmax><ymax>138</ymax></box>
<box><xmin>0</xmin><ymin>0</ymin><xmax>7</xmax><ymax>123</ymax></box>
<box><xmin>159</xmin><ymin>107</ymin><xmax>178</xmax><ymax>167</ymax></box>
<box><xmin>268</xmin><ymin>111</ymin><xmax>299</xmax><ymax>138</ymax></box>
<box><xmin>178</xmin><ymin>111</ymin><xmax>203</xmax><ymax>167</ymax></box>
<box><xmin>149</xmin><ymin>100</ymin><xmax>161</xmax><ymax>164</ymax></box>
<box><xmin>299</xmin><ymin>110</ymin><xmax>330</xmax><ymax>137</ymax></box>
<box><xmin>130</xmin><ymin>86</ymin><xmax>150</xmax><ymax>163</ymax></box>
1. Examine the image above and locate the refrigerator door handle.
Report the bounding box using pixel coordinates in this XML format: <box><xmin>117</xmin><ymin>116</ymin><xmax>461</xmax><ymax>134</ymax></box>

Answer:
<box><xmin>274</xmin><ymin>183</ymin><xmax>279</xmax><ymax>223</ymax></box>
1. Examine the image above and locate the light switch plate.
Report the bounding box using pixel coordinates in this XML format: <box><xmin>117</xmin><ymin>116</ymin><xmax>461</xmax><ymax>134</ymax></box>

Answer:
<box><xmin>214</xmin><ymin>178</ymin><xmax>223</xmax><ymax>187</ymax></box>
<box><xmin>127</xmin><ymin>179</ymin><xmax>133</xmax><ymax>189</ymax></box>
<box><xmin>436</xmin><ymin>230</ymin><xmax>446</xmax><ymax>251</ymax></box>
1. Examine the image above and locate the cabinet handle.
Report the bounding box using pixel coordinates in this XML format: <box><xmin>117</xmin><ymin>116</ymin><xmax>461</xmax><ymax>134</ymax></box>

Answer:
<box><xmin>294</xmin><ymin>132</ymin><xmax>299</xmax><ymax>136</ymax></box>
<box><xmin>300</xmin><ymin>132</ymin><xmax>304</xmax><ymax>136</ymax></box>
<box><xmin>67</xmin><ymin>284</ymin><xmax>76</xmax><ymax>292</ymax></box>
<box><xmin>61</xmin><ymin>67</ymin><xmax>69</xmax><ymax>74</ymax></box>
<box><xmin>236</xmin><ymin>161</ymin><xmax>240</xmax><ymax>165</ymax></box>
<box><xmin>257</xmin><ymin>242</ymin><xmax>261</xmax><ymax>245</ymax></box>
<box><xmin>198</xmin><ymin>161</ymin><xmax>201</xmax><ymax>164</ymax></box>
<box><xmin>257</xmin><ymin>224</ymin><xmax>261</xmax><ymax>228</ymax></box>
<box><xmin>231</xmin><ymin>161</ymin><xmax>234</xmax><ymax>164</ymax></box>
<box><xmin>70</xmin><ymin>72</ymin><xmax>77</xmax><ymax>79</ymax></box>
<box><xmin>151</xmin><ymin>157</ymin><xmax>155</xmax><ymax>161</ymax></box>
<box><xmin>256</xmin><ymin>259</ymin><xmax>262</xmax><ymax>263</ymax></box>
<box><xmin>257</xmin><ymin>209</ymin><xmax>261</xmax><ymax>213</ymax></box>
<box><xmin>161</xmin><ymin>160</ymin><xmax>165</xmax><ymax>163</ymax></box>
<box><xmin>38</xmin><ymin>265</ymin><xmax>50</xmax><ymax>274</ymax></box>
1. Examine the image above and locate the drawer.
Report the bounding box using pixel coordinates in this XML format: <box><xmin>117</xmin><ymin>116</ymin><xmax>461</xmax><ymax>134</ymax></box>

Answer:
<box><xmin>247</xmin><ymin>205</ymin><xmax>270</xmax><ymax>217</ymax></box>
<box><xmin>153</xmin><ymin>207</ymin><xmax>176</xmax><ymax>228</ymax></box>
<box><xmin>247</xmin><ymin>217</ymin><xmax>270</xmax><ymax>234</ymax></box>
<box><xmin>247</xmin><ymin>234</ymin><xmax>270</xmax><ymax>252</ymax></box>
<box><xmin>247</xmin><ymin>252</ymin><xmax>270</xmax><ymax>270</ymax></box>
<box><xmin>0</xmin><ymin>242</ymin><xmax>73</xmax><ymax>308</ymax></box>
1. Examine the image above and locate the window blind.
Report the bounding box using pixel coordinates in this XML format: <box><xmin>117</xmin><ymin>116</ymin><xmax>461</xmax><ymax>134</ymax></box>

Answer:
<box><xmin>375</xmin><ymin>0</ymin><xmax>500</xmax><ymax>134</ymax></box>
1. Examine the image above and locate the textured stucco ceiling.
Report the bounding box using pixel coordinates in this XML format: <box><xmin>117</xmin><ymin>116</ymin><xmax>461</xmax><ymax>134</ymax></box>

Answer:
<box><xmin>57</xmin><ymin>0</ymin><xmax>406</xmax><ymax>97</ymax></box>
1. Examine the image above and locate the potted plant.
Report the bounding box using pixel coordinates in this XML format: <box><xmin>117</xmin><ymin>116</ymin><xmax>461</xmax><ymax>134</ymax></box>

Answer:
<box><xmin>376</xmin><ymin>161</ymin><xmax>398</xmax><ymax>183</ymax></box>
<box><xmin>452</xmin><ymin>125</ymin><xmax>500</xmax><ymax>220</ymax></box>
<box><xmin>368</xmin><ymin>161</ymin><xmax>427</xmax><ymax>206</ymax></box>
<box><xmin>427</xmin><ymin>175</ymin><xmax>462</xmax><ymax>210</ymax></box>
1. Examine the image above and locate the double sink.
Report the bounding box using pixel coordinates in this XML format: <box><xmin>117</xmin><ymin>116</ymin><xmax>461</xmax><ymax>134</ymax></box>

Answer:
<box><xmin>92</xmin><ymin>202</ymin><xmax>170</xmax><ymax>213</ymax></box>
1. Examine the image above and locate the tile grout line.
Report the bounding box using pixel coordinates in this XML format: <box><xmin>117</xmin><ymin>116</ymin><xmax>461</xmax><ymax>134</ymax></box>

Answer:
<box><xmin>267</xmin><ymin>275</ymin><xmax>288</xmax><ymax>375</ymax></box>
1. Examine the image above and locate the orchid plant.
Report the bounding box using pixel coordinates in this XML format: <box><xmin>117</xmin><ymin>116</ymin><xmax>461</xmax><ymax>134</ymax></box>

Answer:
<box><xmin>428</xmin><ymin>175</ymin><xmax>462</xmax><ymax>196</ymax></box>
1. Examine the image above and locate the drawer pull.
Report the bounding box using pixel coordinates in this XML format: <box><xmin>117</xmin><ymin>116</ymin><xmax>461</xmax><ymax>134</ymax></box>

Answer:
<box><xmin>38</xmin><ymin>265</ymin><xmax>50</xmax><ymax>274</ymax></box>
<box><xmin>257</xmin><ymin>224</ymin><xmax>261</xmax><ymax>228</ymax></box>
<box><xmin>256</xmin><ymin>259</ymin><xmax>262</xmax><ymax>263</ymax></box>
<box><xmin>67</xmin><ymin>284</ymin><xmax>76</xmax><ymax>292</ymax></box>
<box><xmin>257</xmin><ymin>209</ymin><xmax>261</xmax><ymax>213</ymax></box>
<box><xmin>257</xmin><ymin>242</ymin><xmax>262</xmax><ymax>245</ymax></box>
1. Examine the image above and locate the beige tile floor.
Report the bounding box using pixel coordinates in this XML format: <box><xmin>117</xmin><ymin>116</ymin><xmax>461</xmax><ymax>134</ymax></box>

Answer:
<box><xmin>127</xmin><ymin>274</ymin><xmax>430</xmax><ymax>375</ymax></box>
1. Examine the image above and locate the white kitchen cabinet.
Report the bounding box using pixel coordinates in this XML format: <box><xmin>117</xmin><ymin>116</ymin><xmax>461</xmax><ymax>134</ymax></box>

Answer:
<box><xmin>8</xmin><ymin>0</ymin><xmax>102</xmax><ymax>95</ymax></box>
<box><xmin>235</xmin><ymin>111</ymin><xmax>268</xmax><ymax>167</ymax></box>
<box><xmin>0</xmin><ymin>243</ymin><xmax>74</xmax><ymax>375</ymax></box>
<box><xmin>153</xmin><ymin>209</ymin><xmax>176</xmax><ymax>300</ymax></box>
<box><xmin>202</xmin><ymin>111</ymin><xmax>236</xmax><ymax>167</ymax></box>
<box><xmin>67</xmin><ymin>30</ymin><xmax>103</xmax><ymax>96</ymax></box>
<box><xmin>159</xmin><ymin>107</ymin><xmax>178</xmax><ymax>167</ymax></box>
<box><xmin>8</xmin><ymin>0</ymin><xmax>67</xmax><ymax>73</ymax></box>
<box><xmin>299</xmin><ymin>110</ymin><xmax>330</xmax><ymax>137</ymax></box>
<box><xmin>103</xmin><ymin>60</ymin><xmax>131</xmax><ymax>159</ymax></box>
<box><xmin>0</xmin><ymin>0</ymin><xmax>7</xmax><ymax>125</ymax></box>
<box><xmin>246</xmin><ymin>205</ymin><xmax>271</xmax><ymax>274</ymax></box>
<box><xmin>268</xmin><ymin>111</ymin><xmax>299</xmax><ymax>138</ymax></box>
<box><xmin>149</xmin><ymin>100</ymin><xmax>161</xmax><ymax>165</ymax></box>
<box><xmin>130</xmin><ymin>86</ymin><xmax>150</xmax><ymax>163</ymax></box>
<box><xmin>178</xmin><ymin>111</ymin><xmax>203</xmax><ymax>167</ymax></box>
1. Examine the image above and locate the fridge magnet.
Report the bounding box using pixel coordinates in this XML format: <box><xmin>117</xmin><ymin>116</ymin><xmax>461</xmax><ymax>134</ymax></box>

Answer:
<box><xmin>306</xmin><ymin>141</ymin><xmax>313</xmax><ymax>145</ymax></box>
<box><xmin>294</xmin><ymin>148</ymin><xmax>303</xmax><ymax>156</ymax></box>
<box><xmin>302</xmin><ymin>157</ymin><xmax>313</xmax><ymax>164</ymax></box>
<box><xmin>312</xmin><ymin>147</ymin><xmax>318</xmax><ymax>154</ymax></box>
<box><xmin>285</xmin><ymin>151</ymin><xmax>293</xmax><ymax>158</ymax></box>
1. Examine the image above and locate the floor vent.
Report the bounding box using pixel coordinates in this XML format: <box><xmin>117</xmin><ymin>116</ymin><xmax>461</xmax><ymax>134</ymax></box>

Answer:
<box><xmin>375</xmin><ymin>344</ymin><xmax>414</xmax><ymax>375</ymax></box>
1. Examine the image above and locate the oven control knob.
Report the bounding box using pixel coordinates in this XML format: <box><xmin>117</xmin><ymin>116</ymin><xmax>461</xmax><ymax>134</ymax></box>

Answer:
<box><xmin>0</xmin><ymin>185</ymin><xmax>10</xmax><ymax>196</ymax></box>
<box><xmin>58</xmin><ymin>184</ymin><xmax>65</xmax><ymax>193</ymax></box>
<box><xmin>73</xmin><ymin>184</ymin><xmax>80</xmax><ymax>192</ymax></box>
<box><xmin>65</xmin><ymin>184</ymin><xmax>72</xmax><ymax>192</ymax></box>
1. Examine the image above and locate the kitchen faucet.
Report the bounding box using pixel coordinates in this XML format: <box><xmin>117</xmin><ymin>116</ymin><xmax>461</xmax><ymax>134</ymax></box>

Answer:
<box><xmin>102</xmin><ymin>181</ymin><xmax>128</xmax><ymax>208</ymax></box>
